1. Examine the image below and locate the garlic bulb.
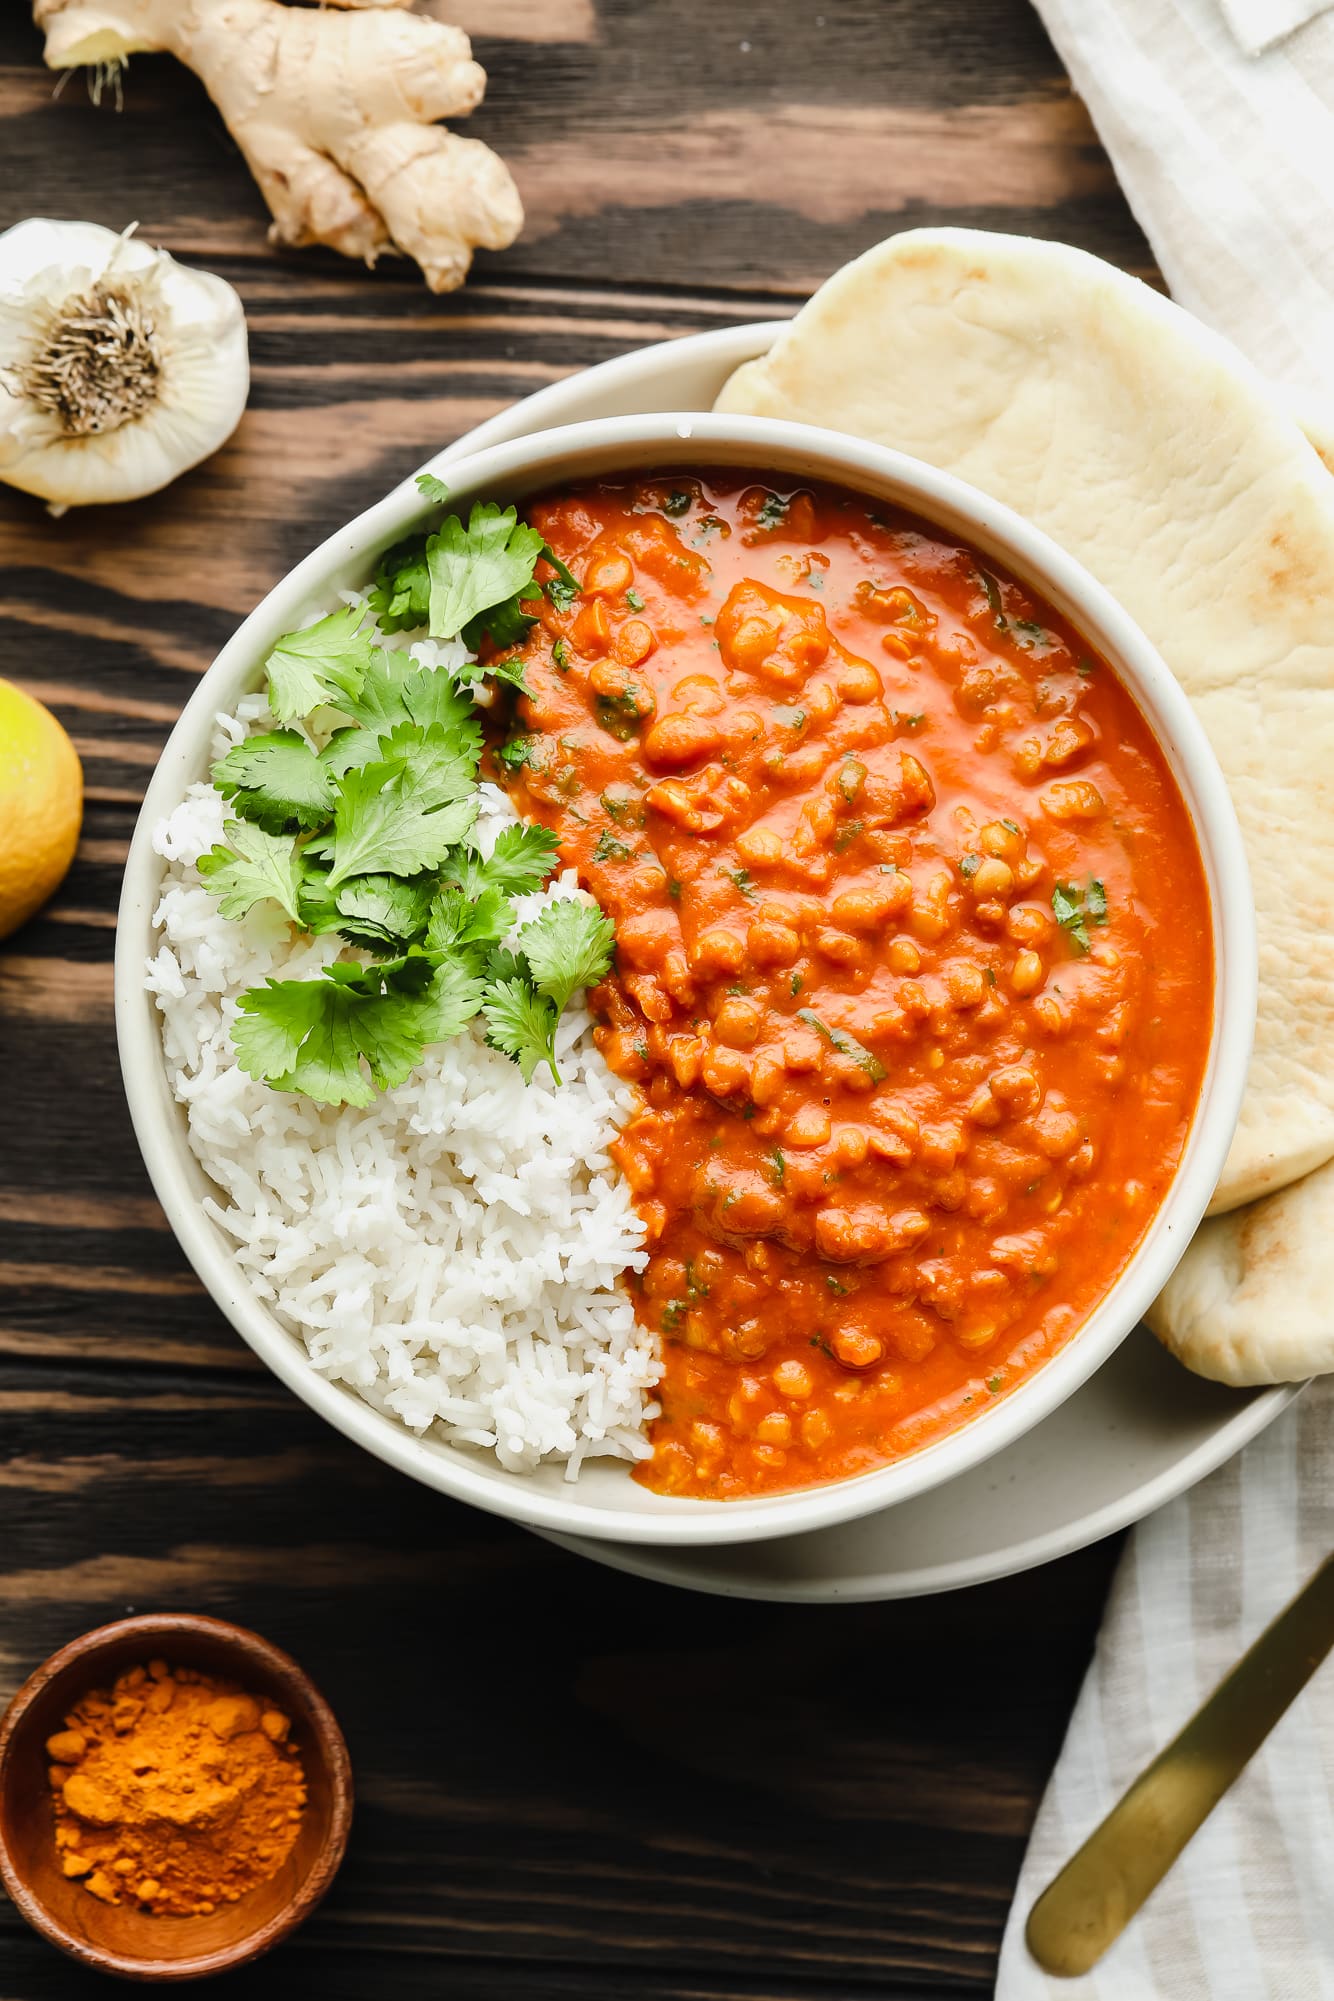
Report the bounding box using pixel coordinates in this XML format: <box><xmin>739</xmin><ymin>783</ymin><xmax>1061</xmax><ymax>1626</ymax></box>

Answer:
<box><xmin>0</xmin><ymin>219</ymin><xmax>248</xmax><ymax>511</ymax></box>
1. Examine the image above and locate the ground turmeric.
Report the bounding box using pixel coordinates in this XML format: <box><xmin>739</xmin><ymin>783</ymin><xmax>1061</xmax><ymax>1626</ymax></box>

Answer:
<box><xmin>47</xmin><ymin>1660</ymin><xmax>306</xmax><ymax>1916</ymax></box>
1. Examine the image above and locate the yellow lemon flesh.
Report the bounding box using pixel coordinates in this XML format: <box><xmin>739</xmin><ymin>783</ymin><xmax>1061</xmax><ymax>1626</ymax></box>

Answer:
<box><xmin>0</xmin><ymin>679</ymin><xmax>83</xmax><ymax>939</ymax></box>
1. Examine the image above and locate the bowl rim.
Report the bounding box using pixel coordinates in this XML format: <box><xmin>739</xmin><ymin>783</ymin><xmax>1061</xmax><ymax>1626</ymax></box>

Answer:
<box><xmin>115</xmin><ymin>409</ymin><xmax>1257</xmax><ymax>1547</ymax></box>
<box><xmin>0</xmin><ymin>1612</ymin><xmax>352</xmax><ymax>1980</ymax></box>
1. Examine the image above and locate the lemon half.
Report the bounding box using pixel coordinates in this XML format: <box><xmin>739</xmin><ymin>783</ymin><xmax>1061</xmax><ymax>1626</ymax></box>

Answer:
<box><xmin>0</xmin><ymin>679</ymin><xmax>83</xmax><ymax>939</ymax></box>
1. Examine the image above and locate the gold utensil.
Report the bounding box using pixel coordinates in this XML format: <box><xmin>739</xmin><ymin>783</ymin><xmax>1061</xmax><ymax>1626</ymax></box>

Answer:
<box><xmin>1026</xmin><ymin>1552</ymin><xmax>1334</xmax><ymax>1978</ymax></box>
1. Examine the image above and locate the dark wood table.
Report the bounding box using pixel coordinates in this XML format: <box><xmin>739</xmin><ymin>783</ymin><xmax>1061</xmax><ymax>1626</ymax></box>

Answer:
<box><xmin>0</xmin><ymin>6</ymin><xmax>1149</xmax><ymax>1992</ymax></box>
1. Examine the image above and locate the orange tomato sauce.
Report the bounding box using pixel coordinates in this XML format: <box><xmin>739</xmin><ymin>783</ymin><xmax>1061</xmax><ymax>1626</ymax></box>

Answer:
<box><xmin>502</xmin><ymin>471</ymin><xmax>1213</xmax><ymax>1498</ymax></box>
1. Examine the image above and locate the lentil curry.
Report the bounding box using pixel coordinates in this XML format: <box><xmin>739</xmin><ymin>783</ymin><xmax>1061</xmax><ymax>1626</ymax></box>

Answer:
<box><xmin>503</xmin><ymin>471</ymin><xmax>1213</xmax><ymax>1498</ymax></box>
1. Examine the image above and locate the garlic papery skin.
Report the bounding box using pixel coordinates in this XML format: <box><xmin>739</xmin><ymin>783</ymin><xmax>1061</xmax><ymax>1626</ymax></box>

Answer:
<box><xmin>0</xmin><ymin>219</ymin><xmax>249</xmax><ymax>510</ymax></box>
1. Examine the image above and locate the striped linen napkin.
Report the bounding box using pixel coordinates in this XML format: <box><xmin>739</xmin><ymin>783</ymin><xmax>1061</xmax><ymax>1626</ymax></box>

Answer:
<box><xmin>997</xmin><ymin>2</ymin><xmax>1334</xmax><ymax>1991</ymax></box>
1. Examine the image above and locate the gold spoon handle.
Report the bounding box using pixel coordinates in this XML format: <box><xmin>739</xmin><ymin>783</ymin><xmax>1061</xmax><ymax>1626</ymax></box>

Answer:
<box><xmin>1026</xmin><ymin>1552</ymin><xmax>1334</xmax><ymax>1978</ymax></box>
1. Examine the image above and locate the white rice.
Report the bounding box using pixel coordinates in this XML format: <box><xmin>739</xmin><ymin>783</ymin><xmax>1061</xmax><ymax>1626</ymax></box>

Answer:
<box><xmin>147</xmin><ymin>635</ymin><xmax>658</xmax><ymax>1479</ymax></box>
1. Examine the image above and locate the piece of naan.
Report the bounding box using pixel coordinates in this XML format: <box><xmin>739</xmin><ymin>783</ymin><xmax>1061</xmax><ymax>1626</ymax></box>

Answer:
<box><xmin>1151</xmin><ymin>1157</ymin><xmax>1334</xmax><ymax>1383</ymax></box>
<box><xmin>717</xmin><ymin>228</ymin><xmax>1334</xmax><ymax>1382</ymax></box>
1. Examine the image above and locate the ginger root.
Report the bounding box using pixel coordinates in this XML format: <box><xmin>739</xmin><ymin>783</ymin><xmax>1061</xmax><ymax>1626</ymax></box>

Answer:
<box><xmin>33</xmin><ymin>0</ymin><xmax>523</xmax><ymax>292</ymax></box>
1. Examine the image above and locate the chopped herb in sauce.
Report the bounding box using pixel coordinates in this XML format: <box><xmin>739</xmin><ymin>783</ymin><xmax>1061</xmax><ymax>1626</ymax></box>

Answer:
<box><xmin>757</xmin><ymin>493</ymin><xmax>789</xmax><ymax>529</ymax></box>
<box><xmin>594</xmin><ymin>695</ymin><xmax>642</xmax><ymax>742</ymax></box>
<box><xmin>1012</xmin><ymin>619</ymin><xmax>1050</xmax><ymax>650</ymax></box>
<box><xmin>974</xmin><ymin>568</ymin><xmax>1007</xmax><ymax>627</ymax></box>
<box><xmin>593</xmin><ymin>829</ymin><xmax>633</xmax><ymax>863</ymax></box>
<box><xmin>1052</xmin><ymin>878</ymin><xmax>1109</xmax><ymax>955</ymax></box>
<box><xmin>625</xmin><ymin>587</ymin><xmax>645</xmax><ymax>611</ymax></box>
<box><xmin>795</xmin><ymin>1008</ymin><xmax>887</xmax><ymax>1082</ymax></box>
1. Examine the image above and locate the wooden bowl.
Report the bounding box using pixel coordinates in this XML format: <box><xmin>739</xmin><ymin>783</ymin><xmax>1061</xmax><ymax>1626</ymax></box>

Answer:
<box><xmin>0</xmin><ymin>1613</ymin><xmax>353</xmax><ymax>1981</ymax></box>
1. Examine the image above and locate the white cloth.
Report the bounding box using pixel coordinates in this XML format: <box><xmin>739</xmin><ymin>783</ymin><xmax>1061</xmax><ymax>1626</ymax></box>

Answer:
<box><xmin>1029</xmin><ymin>0</ymin><xmax>1334</xmax><ymax>401</ymax></box>
<box><xmin>998</xmin><ymin>3</ymin><xmax>1334</xmax><ymax>1992</ymax></box>
<box><xmin>1220</xmin><ymin>0</ymin><xmax>1333</xmax><ymax>59</ymax></box>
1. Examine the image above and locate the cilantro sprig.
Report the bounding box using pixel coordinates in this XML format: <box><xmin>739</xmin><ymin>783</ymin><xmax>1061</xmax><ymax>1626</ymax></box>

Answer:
<box><xmin>233</xmin><ymin>955</ymin><xmax>484</xmax><ymax>1108</ymax></box>
<box><xmin>198</xmin><ymin>488</ymin><xmax>617</xmax><ymax>1106</ymax></box>
<box><xmin>370</xmin><ymin>491</ymin><xmax>580</xmax><ymax>651</ymax></box>
<box><xmin>480</xmin><ymin>901</ymin><xmax>615</xmax><ymax>1084</ymax></box>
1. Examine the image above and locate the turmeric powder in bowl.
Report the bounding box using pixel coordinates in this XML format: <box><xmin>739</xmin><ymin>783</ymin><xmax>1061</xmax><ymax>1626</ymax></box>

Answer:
<box><xmin>45</xmin><ymin>1660</ymin><xmax>307</xmax><ymax>1916</ymax></box>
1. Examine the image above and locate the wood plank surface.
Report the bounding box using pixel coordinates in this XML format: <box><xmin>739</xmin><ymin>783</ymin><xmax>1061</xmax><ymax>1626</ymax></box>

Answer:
<box><xmin>0</xmin><ymin>4</ymin><xmax>1152</xmax><ymax>1993</ymax></box>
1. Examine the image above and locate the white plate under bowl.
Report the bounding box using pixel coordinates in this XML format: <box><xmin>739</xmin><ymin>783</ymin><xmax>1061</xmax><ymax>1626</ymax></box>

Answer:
<box><xmin>420</xmin><ymin>319</ymin><xmax>1297</xmax><ymax>1598</ymax></box>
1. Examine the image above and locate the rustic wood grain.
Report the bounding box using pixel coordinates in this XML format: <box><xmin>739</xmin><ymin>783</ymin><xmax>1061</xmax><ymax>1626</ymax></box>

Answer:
<box><xmin>0</xmin><ymin>3</ymin><xmax>1155</xmax><ymax>1993</ymax></box>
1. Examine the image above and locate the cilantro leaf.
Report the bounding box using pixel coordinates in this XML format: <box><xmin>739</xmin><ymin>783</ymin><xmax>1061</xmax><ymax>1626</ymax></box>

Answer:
<box><xmin>318</xmin><ymin>664</ymin><xmax>484</xmax><ymax>781</ymax></box>
<box><xmin>455</xmin><ymin>655</ymin><xmax>531</xmax><ymax>696</ymax></box>
<box><xmin>415</xmin><ymin>472</ymin><xmax>450</xmax><ymax>504</ymax></box>
<box><xmin>334</xmin><ymin>873</ymin><xmax>437</xmax><ymax>952</ymax></box>
<box><xmin>427</xmin><ymin>503</ymin><xmax>546</xmax><ymax>644</ymax></box>
<box><xmin>197</xmin><ymin>820</ymin><xmax>304</xmax><ymax>925</ymax></box>
<box><xmin>212</xmin><ymin>730</ymin><xmax>334</xmax><ymax>832</ymax></box>
<box><xmin>447</xmin><ymin>822</ymin><xmax>560</xmax><ymax>900</ymax></box>
<box><xmin>375</xmin><ymin>721</ymin><xmax>480</xmax><ymax>800</ymax></box>
<box><xmin>232</xmin><ymin>954</ymin><xmax>483</xmax><ymax>1106</ymax></box>
<box><xmin>265</xmin><ymin>607</ymin><xmax>376</xmax><ymax>722</ymax></box>
<box><xmin>349</xmin><ymin>656</ymin><xmax>481</xmax><ymax>740</ymax></box>
<box><xmin>483</xmin><ymin>945</ymin><xmax>527</xmax><ymax>986</ymax></box>
<box><xmin>319</xmin><ymin>727</ymin><xmax>386</xmax><ymax>780</ymax></box>
<box><xmin>320</xmin><ymin>732</ymin><xmax>479</xmax><ymax>887</ymax></box>
<box><xmin>424</xmin><ymin>884</ymin><xmax>513</xmax><ymax>957</ymax></box>
<box><xmin>471</xmin><ymin>598</ymin><xmax>538</xmax><ymax>653</ymax></box>
<box><xmin>405</xmin><ymin>954</ymin><xmax>487</xmax><ymax>1046</ymax></box>
<box><xmin>517</xmin><ymin>898</ymin><xmax>615</xmax><ymax>1011</ymax></box>
<box><xmin>354</xmin><ymin>956</ymin><xmax>483</xmax><ymax>1089</ymax></box>
<box><xmin>482</xmin><ymin>975</ymin><xmax>561</xmax><ymax>1085</ymax></box>
<box><xmin>231</xmin><ymin>978</ymin><xmax>355</xmax><ymax>1098</ymax></box>
<box><xmin>368</xmin><ymin>535</ymin><xmax>430</xmax><ymax>634</ymax></box>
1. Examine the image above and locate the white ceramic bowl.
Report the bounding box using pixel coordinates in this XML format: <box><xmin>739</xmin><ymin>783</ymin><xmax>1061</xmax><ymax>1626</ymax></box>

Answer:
<box><xmin>116</xmin><ymin>412</ymin><xmax>1256</xmax><ymax>1546</ymax></box>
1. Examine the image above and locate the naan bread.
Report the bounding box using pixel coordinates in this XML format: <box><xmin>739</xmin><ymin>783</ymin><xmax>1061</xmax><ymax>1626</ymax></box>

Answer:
<box><xmin>716</xmin><ymin>228</ymin><xmax>1334</xmax><ymax>1220</ymax></box>
<box><xmin>1149</xmin><ymin>1159</ymin><xmax>1334</xmax><ymax>1383</ymax></box>
<box><xmin>717</xmin><ymin>228</ymin><xmax>1334</xmax><ymax>1384</ymax></box>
